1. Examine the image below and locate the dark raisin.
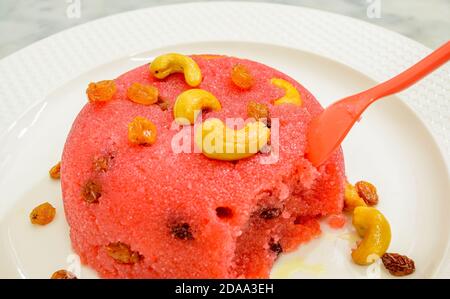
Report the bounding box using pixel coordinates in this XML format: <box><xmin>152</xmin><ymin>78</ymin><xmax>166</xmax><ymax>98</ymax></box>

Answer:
<box><xmin>81</xmin><ymin>180</ymin><xmax>101</xmax><ymax>203</ymax></box>
<box><xmin>259</xmin><ymin>207</ymin><xmax>282</xmax><ymax>220</ymax></box>
<box><xmin>382</xmin><ymin>253</ymin><xmax>415</xmax><ymax>276</ymax></box>
<box><xmin>269</xmin><ymin>239</ymin><xmax>283</xmax><ymax>256</ymax></box>
<box><xmin>355</xmin><ymin>181</ymin><xmax>379</xmax><ymax>206</ymax></box>
<box><xmin>216</xmin><ymin>207</ymin><xmax>233</xmax><ymax>219</ymax></box>
<box><xmin>171</xmin><ymin>223</ymin><xmax>194</xmax><ymax>240</ymax></box>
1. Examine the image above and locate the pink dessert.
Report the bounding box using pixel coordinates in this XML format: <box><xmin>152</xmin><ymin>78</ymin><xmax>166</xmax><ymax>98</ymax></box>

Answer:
<box><xmin>61</xmin><ymin>54</ymin><xmax>345</xmax><ymax>278</ymax></box>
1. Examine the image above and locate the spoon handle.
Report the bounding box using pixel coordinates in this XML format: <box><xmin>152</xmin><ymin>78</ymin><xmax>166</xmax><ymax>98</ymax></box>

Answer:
<box><xmin>364</xmin><ymin>40</ymin><xmax>450</xmax><ymax>102</ymax></box>
<box><xmin>307</xmin><ymin>41</ymin><xmax>450</xmax><ymax>167</ymax></box>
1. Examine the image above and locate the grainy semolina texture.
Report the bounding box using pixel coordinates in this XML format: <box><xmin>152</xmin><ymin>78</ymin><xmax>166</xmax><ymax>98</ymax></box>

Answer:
<box><xmin>61</xmin><ymin>55</ymin><xmax>345</xmax><ymax>278</ymax></box>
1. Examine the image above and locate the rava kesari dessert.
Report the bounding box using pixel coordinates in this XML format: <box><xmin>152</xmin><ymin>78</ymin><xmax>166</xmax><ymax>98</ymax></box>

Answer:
<box><xmin>60</xmin><ymin>53</ymin><xmax>346</xmax><ymax>278</ymax></box>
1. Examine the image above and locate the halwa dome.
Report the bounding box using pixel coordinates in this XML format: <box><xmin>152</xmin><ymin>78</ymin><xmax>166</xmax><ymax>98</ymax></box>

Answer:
<box><xmin>61</xmin><ymin>54</ymin><xmax>345</xmax><ymax>278</ymax></box>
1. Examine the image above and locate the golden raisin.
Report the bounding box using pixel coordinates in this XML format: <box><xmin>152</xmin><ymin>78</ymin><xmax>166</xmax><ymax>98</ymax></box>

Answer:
<box><xmin>30</xmin><ymin>202</ymin><xmax>56</xmax><ymax>225</ymax></box>
<box><xmin>127</xmin><ymin>82</ymin><xmax>159</xmax><ymax>105</ymax></box>
<box><xmin>247</xmin><ymin>101</ymin><xmax>270</xmax><ymax>127</ymax></box>
<box><xmin>106</xmin><ymin>242</ymin><xmax>143</xmax><ymax>264</ymax></box>
<box><xmin>51</xmin><ymin>270</ymin><xmax>77</xmax><ymax>279</ymax></box>
<box><xmin>355</xmin><ymin>181</ymin><xmax>379</xmax><ymax>206</ymax></box>
<box><xmin>128</xmin><ymin>116</ymin><xmax>157</xmax><ymax>145</ymax></box>
<box><xmin>81</xmin><ymin>180</ymin><xmax>101</xmax><ymax>203</ymax></box>
<box><xmin>93</xmin><ymin>154</ymin><xmax>113</xmax><ymax>172</ymax></box>
<box><xmin>86</xmin><ymin>80</ymin><xmax>117</xmax><ymax>102</ymax></box>
<box><xmin>231</xmin><ymin>64</ymin><xmax>253</xmax><ymax>90</ymax></box>
<box><xmin>49</xmin><ymin>162</ymin><xmax>61</xmax><ymax>179</ymax></box>
<box><xmin>382</xmin><ymin>253</ymin><xmax>415</xmax><ymax>276</ymax></box>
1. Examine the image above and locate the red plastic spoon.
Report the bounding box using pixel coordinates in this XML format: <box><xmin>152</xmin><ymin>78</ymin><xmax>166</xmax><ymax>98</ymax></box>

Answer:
<box><xmin>306</xmin><ymin>41</ymin><xmax>450</xmax><ymax>167</ymax></box>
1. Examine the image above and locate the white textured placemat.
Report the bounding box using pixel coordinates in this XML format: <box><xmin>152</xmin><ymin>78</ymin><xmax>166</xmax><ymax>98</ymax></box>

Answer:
<box><xmin>0</xmin><ymin>1</ymin><xmax>448</xmax><ymax>276</ymax></box>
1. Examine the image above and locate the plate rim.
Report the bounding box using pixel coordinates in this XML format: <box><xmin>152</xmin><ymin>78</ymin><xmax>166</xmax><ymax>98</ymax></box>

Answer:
<box><xmin>0</xmin><ymin>1</ymin><xmax>448</xmax><ymax>278</ymax></box>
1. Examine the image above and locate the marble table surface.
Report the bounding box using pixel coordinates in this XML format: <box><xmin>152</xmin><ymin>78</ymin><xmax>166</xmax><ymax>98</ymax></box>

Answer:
<box><xmin>0</xmin><ymin>0</ymin><xmax>449</xmax><ymax>59</ymax></box>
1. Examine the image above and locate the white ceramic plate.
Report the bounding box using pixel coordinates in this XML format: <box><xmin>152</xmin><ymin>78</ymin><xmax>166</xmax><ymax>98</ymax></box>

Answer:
<box><xmin>0</xmin><ymin>2</ymin><xmax>448</xmax><ymax>279</ymax></box>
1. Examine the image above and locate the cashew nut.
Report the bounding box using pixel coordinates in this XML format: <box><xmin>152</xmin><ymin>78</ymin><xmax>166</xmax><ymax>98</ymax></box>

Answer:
<box><xmin>150</xmin><ymin>53</ymin><xmax>202</xmax><ymax>87</ymax></box>
<box><xmin>351</xmin><ymin>207</ymin><xmax>391</xmax><ymax>265</ymax></box>
<box><xmin>194</xmin><ymin>118</ymin><xmax>270</xmax><ymax>161</ymax></box>
<box><xmin>173</xmin><ymin>89</ymin><xmax>221</xmax><ymax>125</ymax></box>
<box><xmin>344</xmin><ymin>182</ymin><xmax>367</xmax><ymax>211</ymax></box>
<box><xmin>271</xmin><ymin>78</ymin><xmax>302</xmax><ymax>106</ymax></box>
